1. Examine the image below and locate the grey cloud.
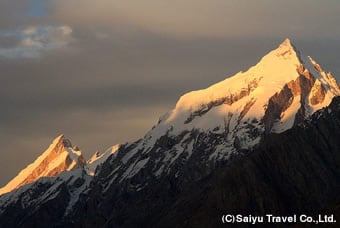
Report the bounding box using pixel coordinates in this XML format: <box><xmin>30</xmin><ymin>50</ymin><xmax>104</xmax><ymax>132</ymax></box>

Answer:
<box><xmin>48</xmin><ymin>0</ymin><xmax>340</xmax><ymax>39</ymax></box>
<box><xmin>0</xmin><ymin>25</ymin><xmax>74</xmax><ymax>58</ymax></box>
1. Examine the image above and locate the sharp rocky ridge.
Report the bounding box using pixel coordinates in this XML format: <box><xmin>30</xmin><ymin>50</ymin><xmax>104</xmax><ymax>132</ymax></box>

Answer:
<box><xmin>142</xmin><ymin>38</ymin><xmax>340</xmax><ymax>162</ymax></box>
<box><xmin>0</xmin><ymin>135</ymin><xmax>87</xmax><ymax>196</ymax></box>
<box><xmin>106</xmin><ymin>38</ymin><xmax>340</xmax><ymax>183</ymax></box>
<box><xmin>1</xmin><ymin>39</ymin><xmax>340</xmax><ymax>227</ymax></box>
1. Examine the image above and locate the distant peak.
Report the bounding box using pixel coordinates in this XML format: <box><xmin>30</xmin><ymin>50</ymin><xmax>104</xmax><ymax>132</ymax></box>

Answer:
<box><xmin>278</xmin><ymin>38</ymin><xmax>295</xmax><ymax>50</ymax></box>
<box><xmin>55</xmin><ymin>134</ymin><xmax>64</xmax><ymax>141</ymax></box>
<box><xmin>280</xmin><ymin>38</ymin><xmax>293</xmax><ymax>47</ymax></box>
<box><xmin>52</xmin><ymin>134</ymin><xmax>72</xmax><ymax>148</ymax></box>
<box><xmin>273</xmin><ymin>38</ymin><xmax>300</xmax><ymax>59</ymax></box>
<box><xmin>51</xmin><ymin>134</ymin><xmax>64</xmax><ymax>147</ymax></box>
<box><xmin>0</xmin><ymin>134</ymin><xmax>83</xmax><ymax>195</ymax></box>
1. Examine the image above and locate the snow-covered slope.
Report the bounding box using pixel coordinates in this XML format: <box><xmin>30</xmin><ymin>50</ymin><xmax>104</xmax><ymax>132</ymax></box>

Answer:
<box><xmin>149</xmin><ymin>38</ymin><xmax>339</xmax><ymax>142</ymax></box>
<box><xmin>101</xmin><ymin>38</ymin><xmax>340</xmax><ymax>183</ymax></box>
<box><xmin>0</xmin><ymin>135</ymin><xmax>86</xmax><ymax>195</ymax></box>
<box><xmin>86</xmin><ymin>144</ymin><xmax>120</xmax><ymax>175</ymax></box>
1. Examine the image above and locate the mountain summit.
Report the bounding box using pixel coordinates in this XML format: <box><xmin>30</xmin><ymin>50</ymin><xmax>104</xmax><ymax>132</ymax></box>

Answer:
<box><xmin>0</xmin><ymin>39</ymin><xmax>340</xmax><ymax>227</ymax></box>
<box><xmin>139</xmin><ymin>38</ymin><xmax>340</xmax><ymax>164</ymax></box>
<box><xmin>0</xmin><ymin>135</ymin><xmax>86</xmax><ymax>195</ymax></box>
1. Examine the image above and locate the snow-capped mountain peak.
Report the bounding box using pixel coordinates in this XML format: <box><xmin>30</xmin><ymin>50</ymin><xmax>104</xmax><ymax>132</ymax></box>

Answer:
<box><xmin>2</xmin><ymin>39</ymin><xmax>338</xmax><ymax>195</ymax></box>
<box><xmin>137</xmin><ymin>38</ymin><xmax>340</xmax><ymax>165</ymax></box>
<box><xmin>172</xmin><ymin>38</ymin><xmax>299</xmax><ymax>111</ymax></box>
<box><xmin>0</xmin><ymin>134</ymin><xmax>86</xmax><ymax>195</ymax></box>
<box><xmin>1</xmin><ymin>39</ymin><xmax>340</xmax><ymax>227</ymax></box>
<box><xmin>277</xmin><ymin>38</ymin><xmax>295</xmax><ymax>52</ymax></box>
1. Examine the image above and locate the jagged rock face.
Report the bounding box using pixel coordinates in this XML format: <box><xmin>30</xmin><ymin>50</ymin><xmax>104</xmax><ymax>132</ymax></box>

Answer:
<box><xmin>263</xmin><ymin>83</ymin><xmax>294</xmax><ymax>133</ymax></box>
<box><xmin>310</xmin><ymin>80</ymin><xmax>326</xmax><ymax>105</ymax></box>
<box><xmin>263</xmin><ymin>69</ymin><xmax>318</xmax><ymax>133</ymax></box>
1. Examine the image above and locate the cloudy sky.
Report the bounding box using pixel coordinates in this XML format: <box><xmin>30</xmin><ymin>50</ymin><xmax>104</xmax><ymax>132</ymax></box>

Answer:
<box><xmin>1</xmin><ymin>0</ymin><xmax>340</xmax><ymax>186</ymax></box>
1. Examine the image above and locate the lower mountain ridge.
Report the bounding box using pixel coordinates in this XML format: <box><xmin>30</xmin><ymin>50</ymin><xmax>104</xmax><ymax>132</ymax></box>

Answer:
<box><xmin>0</xmin><ymin>96</ymin><xmax>339</xmax><ymax>228</ymax></box>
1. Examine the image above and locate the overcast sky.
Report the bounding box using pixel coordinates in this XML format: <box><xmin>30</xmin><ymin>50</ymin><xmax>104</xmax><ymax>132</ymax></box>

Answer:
<box><xmin>1</xmin><ymin>0</ymin><xmax>340</xmax><ymax>186</ymax></box>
